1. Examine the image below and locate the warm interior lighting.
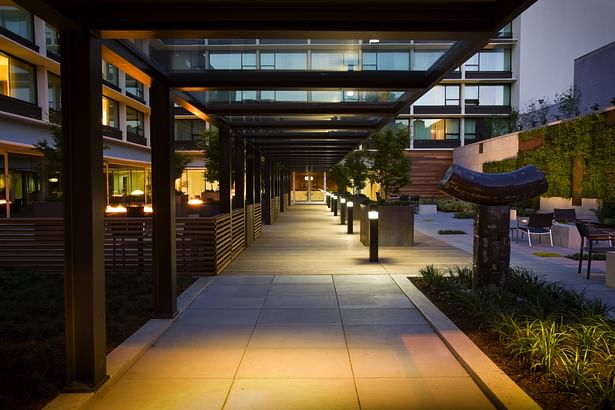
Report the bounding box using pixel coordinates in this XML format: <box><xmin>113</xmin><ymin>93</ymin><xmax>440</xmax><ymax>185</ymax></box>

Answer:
<box><xmin>368</xmin><ymin>210</ymin><xmax>379</xmax><ymax>220</ymax></box>
<box><xmin>341</xmin><ymin>198</ymin><xmax>346</xmax><ymax>204</ymax></box>
<box><xmin>347</xmin><ymin>201</ymin><xmax>354</xmax><ymax>208</ymax></box>
<box><xmin>345</xmin><ymin>90</ymin><xmax>354</xmax><ymax>97</ymax></box>
<box><xmin>0</xmin><ymin>53</ymin><xmax>9</xmax><ymax>96</ymax></box>
<box><xmin>0</xmin><ymin>199</ymin><xmax>9</xmax><ymax>205</ymax></box>
<box><xmin>187</xmin><ymin>198</ymin><xmax>203</xmax><ymax>206</ymax></box>
<box><xmin>369</xmin><ymin>39</ymin><xmax>380</xmax><ymax>44</ymax></box>
<box><xmin>144</xmin><ymin>205</ymin><xmax>153</xmax><ymax>213</ymax></box>
<box><xmin>304</xmin><ymin>175</ymin><xmax>313</xmax><ymax>181</ymax></box>
<box><xmin>510</xmin><ymin>208</ymin><xmax>517</xmax><ymax>221</ymax></box>
<box><xmin>130</xmin><ymin>189</ymin><xmax>145</xmax><ymax>195</ymax></box>
<box><xmin>48</xmin><ymin>177</ymin><xmax>59</xmax><ymax>183</ymax></box>
<box><xmin>106</xmin><ymin>205</ymin><xmax>127</xmax><ymax>214</ymax></box>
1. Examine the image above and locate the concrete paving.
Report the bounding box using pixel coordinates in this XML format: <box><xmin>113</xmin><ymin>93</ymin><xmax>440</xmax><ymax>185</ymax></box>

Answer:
<box><xmin>87</xmin><ymin>205</ymin><xmax>509</xmax><ymax>410</ymax></box>
<box><xmin>414</xmin><ymin>211</ymin><xmax>615</xmax><ymax>311</ymax></box>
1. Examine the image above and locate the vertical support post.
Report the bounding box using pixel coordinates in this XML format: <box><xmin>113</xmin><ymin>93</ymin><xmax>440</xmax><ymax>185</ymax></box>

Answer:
<box><xmin>347</xmin><ymin>201</ymin><xmax>354</xmax><ymax>234</ymax></box>
<box><xmin>254</xmin><ymin>150</ymin><xmax>262</xmax><ymax>205</ymax></box>
<box><xmin>2</xmin><ymin>151</ymin><xmax>9</xmax><ymax>218</ymax></box>
<box><xmin>246</xmin><ymin>143</ymin><xmax>255</xmax><ymax>206</ymax></box>
<box><xmin>474</xmin><ymin>205</ymin><xmax>510</xmax><ymax>289</ymax></box>
<box><xmin>287</xmin><ymin>171</ymin><xmax>292</xmax><ymax>207</ymax></box>
<box><xmin>234</xmin><ymin>134</ymin><xmax>245</xmax><ymax>210</ymax></box>
<box><xmin>219</xmin><ymin>128</ymin><xmax>232</xmax><ymax>214</ymax></box>
<box><xmin>323</xmin><ymin>171</ymin><xmax>327</xmax><ymax>205</ymax></box>
<box><xmin>150</xmin><ymin>79</ymin><xmax>177</xmax><ymax>319</ymax></box>
<box><xmin>369</xmin><ymin>206</ymin><xmax>379</xmax><ymax>262</ymax></box>
<box><xmin>280</xmin><ymin>169</ymin><xmax>286</xmax><ymax>212</ymax></box>
<box><xmin>307</xmin><ymin>172</ymin><xmax>312</xmax><ymax>203</ymax></box>
<box><xmin>263</xmin><ymin>157</ymin><xmax>272</xmax><ymax>224</ymax></box>
<box><xmin>60</xmin><ymin>29</ymin><xmax>107</xmax><ymax>391</ymax></box>
<box><xmin>292</xmin><ymin>171</ymin><xmax>296</xmax><ymax>204</ymax></box>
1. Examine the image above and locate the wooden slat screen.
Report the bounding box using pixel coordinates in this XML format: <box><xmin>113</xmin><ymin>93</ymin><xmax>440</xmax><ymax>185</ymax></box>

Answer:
<box><xmin>0</xmin><ymin>218</ymin><xmax>64</xmax><ymax>271</ymax></box>
<box><xmin>254</xmin><ymin>203</ymin><xmax>262</xmax><ymax>239</ymax></box>
<box><xmin>0</xmin><ymin>214</ymin><xmax>246</xmax><ymax>275</ymax></box>
<box><xmin>231</xmin><ymin>208</ymin><xmax>245</xmax><ymax>258</ymax></box>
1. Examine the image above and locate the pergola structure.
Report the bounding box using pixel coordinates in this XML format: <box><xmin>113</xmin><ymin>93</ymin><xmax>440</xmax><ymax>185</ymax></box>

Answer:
<box><xmin>14</xmin><ymin>0</ymin><xmax>535</xmax><ymax>392</ymax></box>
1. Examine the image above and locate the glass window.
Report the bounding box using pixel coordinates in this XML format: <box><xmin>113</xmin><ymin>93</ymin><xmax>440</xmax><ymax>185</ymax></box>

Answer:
<box><xmin>102</xmin><ymin>61</ymin><xmax>119</xmax><ymax>87</ymax></box>
<box><xmin>48</xmin><ymin>72</ymin><xmax>61</xmax><ymax>113</ymax></box>
<box><xmin>413</xmin><ymin>118</ymin><xmax>459</xmax><ymax>140</ymax></box>
<box><xmin>209</xmin><ymin>52</ymin><xmax>256</xmax><ymax>70</ymax></box>
<box><xmin>465</xmin><ymin>49</ymin><xmax>511</xmax><ymax>71</ymax></box>
<box><xmin>45</xmin><ymin>24</ymin><xmax>60</xmax><ymax>57</ymax></box>
<box><xmin>126</xmin><ymin>107</ymin><xmax>144</xmax><ymax>136</ymax></box>
<box><xmin>311</xmin><ymin>52</ymin><xmax>359</xmax><ymax>71</ymax></box>
<box><xmin>414</xmin><ymin>85</ymin><xmax>459</xmax><ymax>106</ymax></box>
<box><xmin>412</xmin><ymin>50</ymin><xmax>445</xmax><ymax>70</ymax></box>
<box><xmin>498</xmin><ymin>23</ymin><xmax>513</xmax><ymax>37</ymax></box>
<box><xmin>464</xmin><ymin>118</ymin><xmax>494</xmax><ymax>141</ymax></box>
<box><xmin>175</xmin><ymin>119</ymin><xmax>205</xmax><ymax>142</ymax></box>
<box><xmin>311</xmin><ymin>91</ymin><xmax>342</xmax><ymax>102</ymax></box>
<box><xmin>0</xmin><ymin>52</ymin><xmax>36</xmax><ymax>103</ymax></box>
<box><xmin>0</xmin><ymin>5</ymin><xmax>33</xmax><ymax>42</ymax></box>
<box><xmin>125</xmin><ymin>74</ymin><xmax>144</xmax><ymax>100</ymax></box>
<box><xmin>260</xmin><ymin>52</ymin><xmax>307</xmax><ymax>70</ymax></box>
<box><xmin>102</xmin><ymin>96</ymin><xmax>119</xmax><ymax>128</ymax></box>
<box><xmin>464</xmin><ymin>118</ymin><xmax>477</xmax><ymax>141</ymax></box>
<box><xmin>465</xmin><ymin>85</ymin><xmax>510</xmax><ymax>106</ymax></box>
<box><xmin>363</xmin><ymin>51</ymin><xmax>409</xmax><ymax>70</ymax></box>
<box><xmin>171</xmin><ymin>51</ymin><xmax>206</xmax><ymax>71</ymax></box>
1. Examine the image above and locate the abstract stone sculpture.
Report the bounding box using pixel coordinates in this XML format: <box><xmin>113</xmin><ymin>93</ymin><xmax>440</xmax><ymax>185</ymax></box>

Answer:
<box><xmin>440</xmin><ymin>164</ymin><xmax>548</xmax><ymax>289</ymax></box>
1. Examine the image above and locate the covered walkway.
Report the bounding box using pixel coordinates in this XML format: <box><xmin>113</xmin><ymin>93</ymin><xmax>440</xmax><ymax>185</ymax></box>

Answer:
<box><xmin>75</xmin><ymin>205</ymin><xmax>530</xmax><ymax>409</ymax></box>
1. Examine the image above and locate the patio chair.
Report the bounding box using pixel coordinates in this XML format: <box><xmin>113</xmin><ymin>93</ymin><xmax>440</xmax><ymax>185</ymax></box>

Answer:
<box><xmin>516</xmin><ymin>212</ymin><xmax>554</xmax><ymax>247</ymax></box>
<box><xmin>554</xmin><ymin>208</ymin><xmax>577</xmax><ymax>223</ymax></box>
<box><xmin>575</xmin><ymin>221</ymin><xmax>615</xmax><ymax>279</ymax></box>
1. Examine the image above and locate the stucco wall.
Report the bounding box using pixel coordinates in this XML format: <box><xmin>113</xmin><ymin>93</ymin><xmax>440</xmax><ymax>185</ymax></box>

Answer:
<box><xmin>452</xmin><ymin>132</ymin><xmax>519</xmax><ymax>172</ymax></box>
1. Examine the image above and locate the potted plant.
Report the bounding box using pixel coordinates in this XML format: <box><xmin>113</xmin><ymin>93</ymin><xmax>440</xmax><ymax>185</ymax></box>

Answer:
<box><xmin>362</xmin><ymin>127</ymin><xmax>414</xmax><ymax>246</ymax></box>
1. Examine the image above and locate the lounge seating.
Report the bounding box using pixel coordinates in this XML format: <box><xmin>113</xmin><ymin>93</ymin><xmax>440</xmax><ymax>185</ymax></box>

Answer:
<box><xmin>517</xmin><ymin>213</ymin><xmax>554</xmax><ymax>247</ymax></box>
<box><xmin>574</xmin><ymin>221</ymin><xmax>615</xmax><ymax>279</ymax></box>
<box><xmin>554</xmin><ymin>208</ymin><xmax>577</xmax><ymax>223</ymax></box>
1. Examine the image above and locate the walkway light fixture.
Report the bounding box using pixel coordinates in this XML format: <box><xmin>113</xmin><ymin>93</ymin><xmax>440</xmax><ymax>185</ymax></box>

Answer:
<box><xmin>347</xmin><ymin>200</ymin><xmax>354</xmax><ymax>234</ymax></box>
<box><xmin>340</xmin><ymin>197</ymin><xmax>346</xmax><ymax>224</ymax></box>
<box><xmin>368</xmin><ymin>207</ymin><xmax>379</xmax><ymax>262</ymax></box>
<box><xmin>331</xmin><ymin>195</ymin><xmax>337</xmax><ymax>216</ymax></box>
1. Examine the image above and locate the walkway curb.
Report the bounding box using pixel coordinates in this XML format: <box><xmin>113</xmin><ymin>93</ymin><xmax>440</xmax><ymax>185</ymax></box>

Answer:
<box><xmin>43</xmin><ymin>277</ymin><xmax>214</xmax><ymax>410</ymax></box>
<box><xmin>392</xmin><ymin>275</ymin><xmax>540</xmax><ymax>410</ymax></box>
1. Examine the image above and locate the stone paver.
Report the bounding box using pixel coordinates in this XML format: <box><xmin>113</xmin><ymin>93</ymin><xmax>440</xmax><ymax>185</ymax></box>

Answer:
<box><xmin>90</xmin><ymin>205</ymin><xmax>499</xmax><ymax>409</ymax></box>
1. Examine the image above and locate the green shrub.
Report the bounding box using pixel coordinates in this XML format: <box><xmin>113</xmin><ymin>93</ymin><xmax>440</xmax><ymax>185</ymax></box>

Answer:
<box><xmin>415</xmin><ymin>265</ymin><xmax>614</xmax><ymax>408</ymax></box>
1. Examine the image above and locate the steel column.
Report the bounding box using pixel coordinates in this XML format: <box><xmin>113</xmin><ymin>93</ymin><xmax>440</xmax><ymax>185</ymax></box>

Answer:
<box><xmin>60</xmin><ymin>28</ymin><xmax>107</xmax><ymax>392</ymax></box>
<box><xmin>150</xmin><ymin>79</ymin><xmax>177</xmax><ymax>319</ymax></box>
<box><xmin>219</xmin><ymin>127</ymin><xmax>232</xmax><ymax>214</ymax></box>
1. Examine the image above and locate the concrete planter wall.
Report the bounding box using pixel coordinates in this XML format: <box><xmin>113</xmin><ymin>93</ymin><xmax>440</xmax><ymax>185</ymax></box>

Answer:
<box><xmin>360</xmin><ymin>204</ymin><xmax>414</xmax><ymax>246</ymax></box>
<box><xmin>418</xmin><ymin>204</ymin><xmax>437</xmax><ymax>215</ymax></box>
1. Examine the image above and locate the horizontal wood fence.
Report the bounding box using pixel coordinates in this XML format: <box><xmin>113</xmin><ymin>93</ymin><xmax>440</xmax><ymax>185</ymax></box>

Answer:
<box><xmin>254</xmin><ymin>203</ymin><xmax>262</xmax><ymax>239</ymax></box>
<box><xmin>0</xmin><ymin>213</ymin><xmax>251</xmax><ymax>274</ymax></box>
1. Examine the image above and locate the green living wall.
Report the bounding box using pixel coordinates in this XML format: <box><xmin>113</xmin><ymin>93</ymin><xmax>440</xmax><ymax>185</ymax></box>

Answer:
<box><xmin>483</xmin><ymin>113</ymin><xmax>615</xmax><ymax>202</ymax></box>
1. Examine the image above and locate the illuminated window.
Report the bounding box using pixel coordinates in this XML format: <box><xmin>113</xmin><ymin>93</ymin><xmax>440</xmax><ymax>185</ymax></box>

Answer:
<box><xmin>48</xmin><ymin>72</ymin><xmax>61</xmax><ymax>114</ymax></box>
<box><xmin>126</xmin><ymin>106</ymin><xmax>144</xmax><ymax>137</ymax></box>
<box><xmin>102</xmin><ymin>60</ymin><xmax>119</xmax><ymax>87</ymax></box>
<box><xmin>102</xmin><ymin>96</ymin><xmax>119</xmax><ymax>128</ymax></box>
<box><xmin>413</xmin><ymin>118</ymin><xmax>460</xmax><ymax>140</ymax></box>
<box><xmin>45</xmin><ymin>24</ymin><xmax>60</xmax><ymax>57</ymax></box>
<box><xmin>125</xmin><ymin>74</ymin><xmax>144</xmax><ymax>100</ymax></box>
<box><xmin>0</xmin><ymin>51</ymin><xmax>36</xmax><ymax>103</ymax></box>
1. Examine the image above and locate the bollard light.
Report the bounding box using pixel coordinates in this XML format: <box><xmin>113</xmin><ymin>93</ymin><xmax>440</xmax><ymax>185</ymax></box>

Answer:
<box><xmin>346</xmin><ymin>201</ymin><xmax>354</xmax><ymax>234</ymax></box>
<box><xmin>368</xmin><ymin>208</ymin><xmax>379</xmax><ymax>262</ymax></box>
<box><xmin>340</xmin><ymin>198</ymin><xmax>346</xmax><ymax>204</ymax></box>
<box><xmin>340</xmin><ymin>197</ymin><xmax>346</xmax><ymax>224</ymax></box>
<box><xmin>332</xmin><ymin>195</ymin><xmax>338</xmax><ymax>216</ymax></box>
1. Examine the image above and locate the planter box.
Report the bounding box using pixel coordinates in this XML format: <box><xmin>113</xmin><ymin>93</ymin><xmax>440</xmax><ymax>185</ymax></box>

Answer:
<box><xmin>360</xmin><ymin>205</ymin><xmax>414</xmax><ymax>246</ymax></box>
<box><xmin>418</xmin><ymin>204</ymin><xmax>437</xmax><ymax>215</ymax></box>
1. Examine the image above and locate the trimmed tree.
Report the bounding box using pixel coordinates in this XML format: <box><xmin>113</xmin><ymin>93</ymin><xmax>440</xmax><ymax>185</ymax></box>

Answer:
<box><xmin>196</xmin><ymin>127</ymin><xmax>220</xmax><ymax>186</ymax></box>
<box><xmin>368</xmin><ymin>128</ymin><xmax>412</xmax><ymax>200</ymax></box>
<box><xmin>344</xmin><ymin>149</ymin><xmax>369</xmax><ymax>196</ymax></box>
<box><xmin>328</xmin><ymin>163</ymin><xmax>350</xmax><ymax>193</ymax></box>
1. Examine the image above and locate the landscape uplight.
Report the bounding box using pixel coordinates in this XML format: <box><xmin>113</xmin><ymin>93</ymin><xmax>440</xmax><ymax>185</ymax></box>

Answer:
<box><xmin>369</xmin><ymin>208</ymin><xmax>379</xmax><ymax>262</ymax></box>
<box><xmin>347</xmin><ymin>201</ymin><xmax>354</xmax><ymax>234</ymax></box>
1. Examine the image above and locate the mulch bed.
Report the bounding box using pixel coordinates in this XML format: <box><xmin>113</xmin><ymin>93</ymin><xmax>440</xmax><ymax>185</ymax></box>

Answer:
<box><xmin>411</xmin><ymin>277</ymin><xmax>577</xmax><ymax>410</ymax></box>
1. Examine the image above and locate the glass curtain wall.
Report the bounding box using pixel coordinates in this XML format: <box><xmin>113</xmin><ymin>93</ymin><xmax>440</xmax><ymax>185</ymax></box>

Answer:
<box><xmin>105</xmin><ymin>165</ymin><xmax>151</xmax><ymax>206</ymax></box>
